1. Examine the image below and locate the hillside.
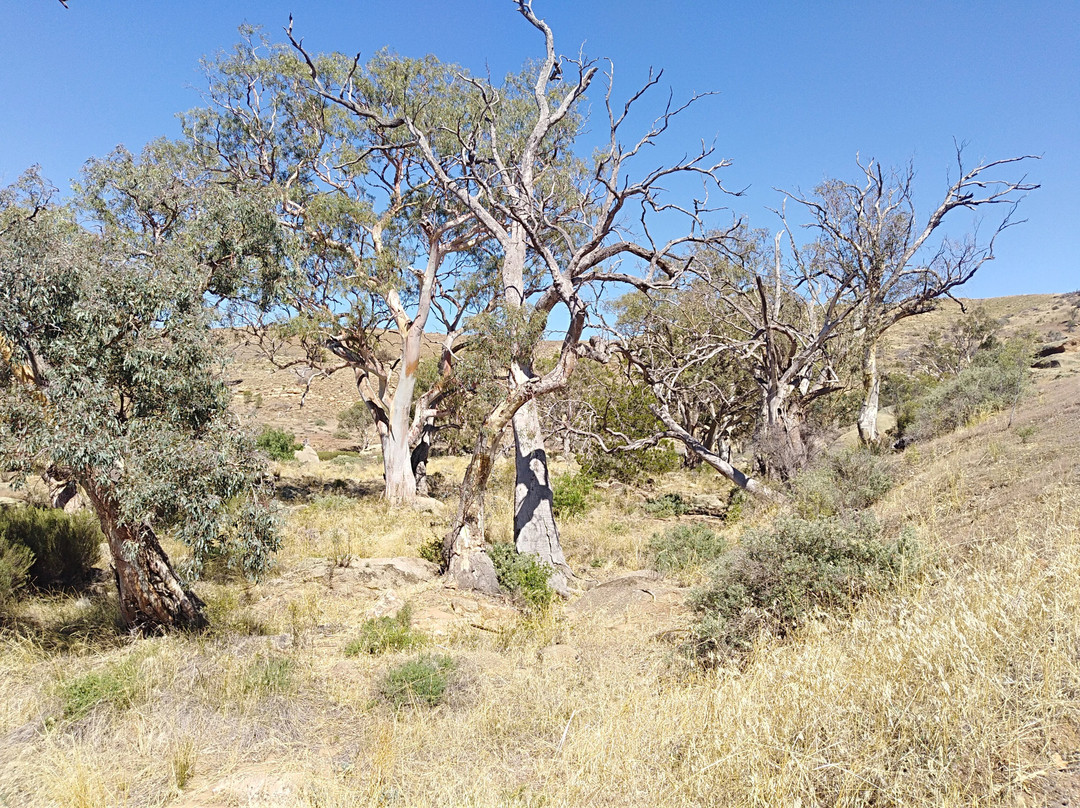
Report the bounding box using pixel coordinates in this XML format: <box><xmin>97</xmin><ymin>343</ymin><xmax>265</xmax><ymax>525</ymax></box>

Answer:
<box><xmin>0</xmin><ymin>293</ymin><xmax>1078</xmax><ymax>807</ymax></box>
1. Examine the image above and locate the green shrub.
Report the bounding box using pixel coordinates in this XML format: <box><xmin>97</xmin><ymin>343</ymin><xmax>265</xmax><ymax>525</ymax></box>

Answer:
<box><xmin>256</xmin><ymin>427</ymin><xmax>301</xmax><ymax>461</ymax></box>
<box><xmin>643</xmin><ymin>493</ymin><xmax>689</xmax><ymax>518</ymax></box>
<box><xmin>791</xmin><ymin>449</ymin><xmax>893</xmax><ymax>519</ymax></box>
<box><xmin>59</xmin><ymin>658</ymin><xmax>142</xmax><ymax>719</ymax></box>
<box><xmin>380</xmin><ymin>654</ymin><xmax>456</xmax><ymax>708</ymax></box>
<box><xmin>648</xmin><ymin>523</ymin><xmax>727</xmax><ymax>574</ymax></box>
<box><xmin>552</xmin><ymin>471</ymin><xmax>595</xmax><ymax>518</ymax></box>
<box><xmin>418</xmin><ymin>536</ymin><xmax>444</xmax><ymax>567</ymax></box>
<box><xmin>0</xmin><ymin>506</ymin><xmax>101</xmax><ymax>588</ymax></box>
<box><xmin>0</xmin><ymin>534</ymin><xmax>33</xmax><ymax>617</ymax></box>
<box><xmin>903</xmin><ymin>338</ymin><xmax>1032</xmax><ymax>442</ymax></box>
<box><xmin>345</xmin><ymin>605</ymin><xmax>424</xmax><ymax>656</ymax></box>
<box><xmin>690</xmin><ymin>513</ymin><xmax>918</xmax><ymax>664</ymax></box>
<box><xmin>488</xmin><ymin>543</ymin><xmax>555</xmax><ymax>613</ymax></box>
<box><xmin>242</xmin><ymin>656</ymin><xmax>295</xmax><ymax>695</ymax></box>
<box><xmin>579</xmin><ymin>445</ymin><xmax>681</xmax><ymax>484</ymax></box>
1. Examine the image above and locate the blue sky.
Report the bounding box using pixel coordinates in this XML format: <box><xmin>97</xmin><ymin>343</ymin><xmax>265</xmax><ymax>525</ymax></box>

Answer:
<box><xmin>2</xmin><ymin>1</ymin><xmax>1075</xmax><ymax>297</ymax></box>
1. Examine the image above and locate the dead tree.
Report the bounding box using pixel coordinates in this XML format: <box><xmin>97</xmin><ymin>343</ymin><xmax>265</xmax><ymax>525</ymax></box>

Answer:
<box><xmin>781</xmin><ymin>148</ymin><xmax>1038</xmax><ymax>443</ymax></box>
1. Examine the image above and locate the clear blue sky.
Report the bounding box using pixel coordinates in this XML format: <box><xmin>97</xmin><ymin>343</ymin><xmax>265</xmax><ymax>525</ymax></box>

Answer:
<box><xmin>2</xmin><ymin>1</ymin><xmax>1075</xmax><ymax>297</ymax></box>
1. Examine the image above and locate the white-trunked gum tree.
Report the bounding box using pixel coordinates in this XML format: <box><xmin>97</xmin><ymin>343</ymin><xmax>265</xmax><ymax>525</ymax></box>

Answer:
<box><xmin>188</xmin><ymin>31</ymin><xmax>491</xmax><ymax>504</ymax></box>
<box><xmin>287</xmin><ymin>0</ymin><xmax>736</xmax><ymax>593</ymax></box>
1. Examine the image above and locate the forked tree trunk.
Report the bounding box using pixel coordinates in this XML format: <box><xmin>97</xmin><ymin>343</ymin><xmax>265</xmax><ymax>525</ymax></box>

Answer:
<box><xmin>512</xmin><ymin>398</ymin><xmax>571</xmax><ymax>596</ymax></box>
<box><xmin>757</xmin><ymin>390</ymin><xmax>809</xmax><ymax>480</ymax></box>
<box><xmin>83</xmin><ymin>481</ymin><xmax>207</xmax><ymax>632</ymax></box>
<box><xmin>856</xmin><ymin>339</ymin><xmax>881</xmax><ymax>445</ymax></box>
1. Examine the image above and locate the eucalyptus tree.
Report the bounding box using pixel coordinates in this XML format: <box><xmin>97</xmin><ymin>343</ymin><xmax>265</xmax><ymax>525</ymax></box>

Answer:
<box><xmin>781</xmin><ymin>149</ymin><xmax>1038</xmax><ymax>443</ymax></box>
<box><xmin>0</xmin><ymin>144</ymin><xmax>279</xmax><ymax>632</ymax></box>
<box><xmin>288</xmin><ymin>1</ymin><xmax>733</xmax><ymax>592</ymax></box>
<box><xmin>187</xmin><ymin>31</ymin><xmax>490</xmax><ymax>503</ymax></box>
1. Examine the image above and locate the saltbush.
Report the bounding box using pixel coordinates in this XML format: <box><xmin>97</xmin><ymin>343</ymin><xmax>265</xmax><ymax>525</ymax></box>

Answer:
<box><xmin>381</xmin><ymin>654</ymin><xmax>456</xmax><ymax>708</ymax></box>
<box><xmin>0</xmin><ymin>506</ymin><xmax>101</xmax><ymax>588</ymax></box>
<box><xmin>648</xmin><ymin>523</ymin><xmax>727</xmax><ymax>574</ymax></box>
<box><xmin>690</xmin><ymin>513</ymin><xmax>918</xmax><ymax>664</ymax></box>
<box><xmin>345</xmin><ymin>605</ymin><xmax>424</xmax><ymax>655</ymax></box>
<box><xmin>791</xmin><ymin>449</ymin><xmax>894</xmax><ymax>519</ymax></box>
<box><xmin>488</xmin><ymin>543</ymin><xmax>555</xmax><ymax>613</ymax></box>
<box><xmin>552</xmin><ymin>470</ymin><xmax>595</xmax><ymax>518</ymax></box>
<box><xmin>901</xmin><ymin>338</ymin><xmax>1032</xmax><ymax>442</ymax></box>
<box><xmin>643</xmin><ymin>492</ymin><xmax>689</xmax><ymax>518</ymax></box>
<box><xmin>256</xmin><ymin>426</ymin><xmax>301</xmax><ymax>461</ymax></box>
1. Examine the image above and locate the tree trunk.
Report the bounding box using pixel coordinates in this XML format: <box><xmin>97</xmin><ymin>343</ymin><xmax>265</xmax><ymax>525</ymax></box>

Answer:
<box><xmin>757</xmin><ymin>389</ymin><xmax>809</xmax><ymax>480</ymax></box>
<box><xmin>83</xmin><ymin>481</ymin><xmax>207</xmax><ymax>632</ymax></box>
<box><xmin>411</xmin><ymin>415</ymin><xmax>436</xmax><ymax>498</ymax></box>
<box><xmin>44</xmin><ymin>470</ymin><xmax>82</xmax><ymax>513</ymax></box>
<box><xmin>512</xmin><ymin>398</ymin><xmax>571</xmax><ymax>596</ymax></box>
<box><xmin>856</xmin><ymin>339</ymin><xmax>881</xmax><ymax>445</ymax></box>
<box><xmin>443</xmin><ymin>415</ymin><xmax>506</xmax><ymax>595</ymax></box>
<box><xmin>382</xmin><ymin>337</ymin><xmax>422</xmax><ymax>503</ymax></box>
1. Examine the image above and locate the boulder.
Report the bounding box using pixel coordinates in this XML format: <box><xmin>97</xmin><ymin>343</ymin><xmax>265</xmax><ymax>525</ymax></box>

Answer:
<box><xmin>293</xmin><ymin>445</ymin><xmax>320</xmax><ymax>465</ymax></box>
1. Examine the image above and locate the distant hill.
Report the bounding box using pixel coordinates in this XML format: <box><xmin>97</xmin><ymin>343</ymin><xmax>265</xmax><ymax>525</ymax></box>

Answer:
<box><xmin>226</xmin><ymin>293</ymin><xmax>1080</xmax><ymax>450</ymax></box>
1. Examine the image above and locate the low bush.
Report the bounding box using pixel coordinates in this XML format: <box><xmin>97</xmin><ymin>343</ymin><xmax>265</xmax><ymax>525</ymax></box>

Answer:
<box><xmin>0</xmin><ymin>506</ymin><xmax>101</xmax><ymax>588</ymax></box>
<box><xmin>552</xmin><ymin>470</ymin><xmax>595</xmax><ymax>518</ymax></box>
<box><xmin>0</xmin><ymin>533</ymin><xmax>33</xmax><ymax>617</ymax></box>
<box><xmin>488</xmin><ymin>543</ymin><xmax>555</xmax><ymax>614</ymax></box>
<box><xmin>381</xmin><ymin>654</ymin><xmax>456</xmax><ymax>709</ymax></box>
<box><xmin>791</xmin><ymin>449</ymin><xmax>893</xmax><ymax>519</ymax></box>
<box><xmin>418</xmin><ymin>536</ymin><xmax>444</xmax><ymax>567</ymax></box>
<box><xmin>643</xmin><ymin>492</ymin><xmax>689</xmax><ymax>518</ymax></box>
<box><xmin>256</xmin><ymin>427</ymin><xmax>301</xmax><ymax>461</ymax></box>
<box><xmin>690</xmin><ymin>513</ymin><xmax>919</xmax><ymax>664</ymax></box>
<box><xmin>579</xmin><ymin>445</ymin><xmax>682</xmax><ymax>484</ymax></box>
<box><xmin>901</xmin><ymin>338</ymin><xmax>1032</xmax><ymax>442</ymax></box>
<box><xmin>648</xmin><ymin>523</ymin><xmax>727</xmax><ymax>574</ymax></box>
<box><xmin>59</xmin><ymin>658</ymin><xmax>142</xmax><ymax>719</ymax></box>
<box><xmin>345</xmin><ymin>605</ymin><xmax>424</xmax><ymax>656</ymax></box>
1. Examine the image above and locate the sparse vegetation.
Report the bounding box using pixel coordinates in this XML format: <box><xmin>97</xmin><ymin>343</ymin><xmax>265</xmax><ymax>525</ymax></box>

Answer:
<box><xmin>0</xmin><ymin>531</ymin><xmax>33</xmax><ymax>616</ymax></box>
<box><xmin>643</xmin><ymin>492</ymin><xmax>690</xmax><ymax>518</ymax></box>
<box><xmin>792</xmin><ymin>448</ymin><xmax>894</xmax><ymax>519</ymax></box>
<box><xmin>345</xmin><ymin>605</ymin><xmax>424</xmax><ymax>655</ymax></box>
<box><xmin>380</xmin><ymin>654</ymin><xmax>456</xmax><ymax>709</ymax></box>
<box><xmin>59</xmin><ymin>657</ymin><xmax>143</xmax><ymax>720</ymax></box>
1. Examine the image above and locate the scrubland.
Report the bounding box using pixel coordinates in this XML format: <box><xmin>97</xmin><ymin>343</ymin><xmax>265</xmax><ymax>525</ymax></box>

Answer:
<box><xmin>1</xmin><ymin>370</ymin><xmax>1079</xmax><ymax>807</ymax></box>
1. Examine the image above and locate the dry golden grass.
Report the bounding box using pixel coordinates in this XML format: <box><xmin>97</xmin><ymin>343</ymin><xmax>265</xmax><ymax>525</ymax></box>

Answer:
<box><xmin>2</xmin><ymin>377</ymin><xmax>1079</xmax><ymax>806</ymax></box>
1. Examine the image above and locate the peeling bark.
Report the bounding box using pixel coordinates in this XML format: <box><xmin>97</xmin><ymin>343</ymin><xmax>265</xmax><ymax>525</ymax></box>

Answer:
<box><xmin>83</xmin><ymin>481</ymin><xmax>207</xmax><ymax>632</ymax></box>
<box><xmin>856</xmin><ymin>339</ymin><xmax>881</xmax><ymax>444</ymax></box>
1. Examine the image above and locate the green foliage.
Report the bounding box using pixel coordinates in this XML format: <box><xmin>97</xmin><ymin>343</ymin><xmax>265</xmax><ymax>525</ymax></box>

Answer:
<box><xmin>643</xmin><ymin>493</ymin><xmax>689</xmax><ymax>518</ymax></box>
<box><xmin>0</xmin><ymin>150</ymin><xmax>280</xmax><ymax>601</ymax></box>
<box><xmin>256</xmin><ymin>427</ymin><xmax>301</xmax><ymax>461</ymax></box>
<box><xmin>551</xmin><ymin>471</ymin><xmax>595</xmax><ymax>518</ymax></box>
<box><xmin>648</xmin><ymin>523</ymin><xmax>727</xmax><ymax>574</ymax></box>
<box><xmin>335</xmin><ymin>401</ymin><xmax>370</xmax><ymax>436</ymax></box>
<box><xmin>380</xmin><ymin>654</ymin><xmax>456</xmax><ymax>709</ymax></box>
<box><xmin>488</xmin><ymin>543</ymin><xmax>555</xmax><ymax>614</ymax></box>
<box><xmin>903</xmin><ymin>338</ymin><xmax>1033</xmax><ymax>442</ymax></box>
<box><xmin>0</xmin><ymin>506</ymin><xmax>101</xmax><ymax>588</ymax></box>
<box><xmin>0</xmin><ymin>531</ymin><xmax>33</xmax><ymax>617</ymax></box>
<box><xmin>344</xmin><ymin>604</ymin><xmax>424</xmax><ymax>655</ymax></box>
<box><xmin>690</xmin><ymin>514</ymin><xmax>919</xmax><ymax>664</ymax></box>
<box><xmin>418</xmin><ymin>536</ymin><xmax>444</xmax><ymax>567</ymax></box>
<box><xmin>580</xmin><ymin>445</ymin><xmax>682</xmax><ymax>484</ymax></box>
<box><xmin>791</xmin><ymin>449</ymin><xmax>894</xmax><ymax>519</ymax></box>
<box><xmin>243</xmin><ymin>656</ymin><xmax>295</xmax><ymax>695</ymax></box>
<box><xmin>59</xmin><ymin>658</ymin><xmax>142</xmax><ymax>719</ymax></box>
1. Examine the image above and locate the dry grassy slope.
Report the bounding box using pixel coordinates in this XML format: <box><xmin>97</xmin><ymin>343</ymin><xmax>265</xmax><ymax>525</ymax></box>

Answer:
<box><xmin>227</xmin><ymin>293</ymin><xmax>1080</xmax><ymax>451</ymax></box>
<box><xmin>1</xmin><ymin>370</ymin><xmax>1078</xmax><ymax>806</ymax></box>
